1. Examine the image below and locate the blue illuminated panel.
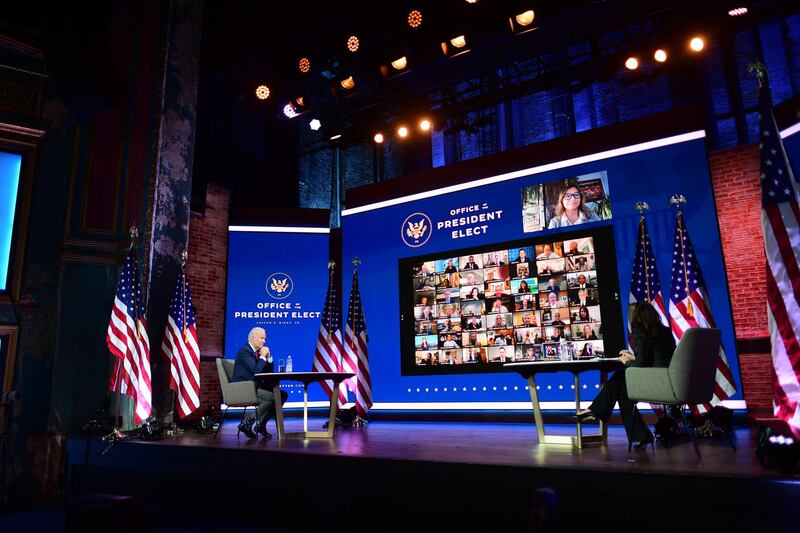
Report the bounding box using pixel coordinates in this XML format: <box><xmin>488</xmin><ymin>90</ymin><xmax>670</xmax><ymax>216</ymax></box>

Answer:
<box><xmin>0</xmin><ymin>151</ymin><xmax>22</xmax><ymax>291</ymax></box>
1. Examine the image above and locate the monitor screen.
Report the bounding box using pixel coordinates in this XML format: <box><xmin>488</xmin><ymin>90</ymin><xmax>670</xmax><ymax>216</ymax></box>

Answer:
<box><xmin>0</xmin><ymin>150</ymin><xmax>22</xmax><ymax>292</ymax></box>
<box><xmin>399</xmin><ymin>225</ymin><xmax>624</xmax><ymax>375</ymax></box>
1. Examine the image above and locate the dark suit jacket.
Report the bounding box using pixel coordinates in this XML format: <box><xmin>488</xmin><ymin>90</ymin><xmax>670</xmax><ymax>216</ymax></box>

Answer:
<box><xmin>231</xmin><ymin>344</ymin><xmax>274</xmax><ymax>382</ymax></box>
<box><xmin>629</xmin><ymin>327</ymin><xmax>676</xmax><ymax>368</ymax></box>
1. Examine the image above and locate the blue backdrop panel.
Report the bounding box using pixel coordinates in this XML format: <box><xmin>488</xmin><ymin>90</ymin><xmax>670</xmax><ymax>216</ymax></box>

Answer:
<box><xmin>342</xmin><ymin>133</ymin><xmax>743</xmax><ymax>407</ymax></box>
<box><xmin>783</xmin><ymin>126</ymin><xmax>800</xmax><ymax>178</ymax></box>
<box><xmin>225</xmin><ymin>229</ymin><xmax>330</xmax><ymax>401</ymax></box>
<box><xmin>0</xmin><ymin>151</ymin><xmax>22</xmax><ymax>291</ymax></box>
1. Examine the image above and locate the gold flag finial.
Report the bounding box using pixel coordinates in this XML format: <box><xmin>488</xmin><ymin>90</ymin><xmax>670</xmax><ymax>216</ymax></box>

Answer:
<box><xmin>748</xmin><ymin>60</ymin><xmax>768</xmax><ymax>88</ymax></box>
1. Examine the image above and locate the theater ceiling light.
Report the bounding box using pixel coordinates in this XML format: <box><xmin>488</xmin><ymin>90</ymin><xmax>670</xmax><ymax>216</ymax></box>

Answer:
<box><xmin>391</xmin><ymin>56</ymin><xmax>408</xmax><ymax>70</ymax></box>
<box><xmin>728</xmin><ymin>7</ymin><xmax>748</xmax><ymax>16</ymax></box>
<box><xmin>654</xmin><ymin>49</ymin><xmax>668</xmax><ymax>62</ymax></box>
<box><xmin>309</xmin><ymin>118</ymin><xmax>321</xmax><ymax>131</ymax></box>
<box><xmin>509</xmin><ymin>9</ymin><xmax>537</xmax><ymax>34</ymax></box>
<box><xmin>408</xmin><ymin>10</ymin><xmax>422</xmax><ymax>28</ymax></box>
<box><xmin>441</xmin><ymin>35</ymin><xmax>469</xmax><ymax>58</ymax></box>
<box><xmin>625</xmin><ymin>57</ymin><xmax>639</xmax><ymax>70</ymax></box>
<box><xmin>397</xmin><ymin>126</ymin><xmax>409</xmax><ymax>138</ymax></box>
<box><xmin>330</xmin><ymin>134</ymin><xmax>342</xmax><ymax>140</ymax></box>
<box><xmin>347</xmin><ymin>35</ymin><xmax>360</xmax><ymax>53</ymax></box>
<box><xmin>373</xmin><ymin>132</ymin><xmax>384</xmax><ymax>143</ymax></box>
<box><xmin>419</xmin><ymin>119</ymin><xmax>431</xmax><ymax>131</ymax></box>
<box><xmin>298</xmin><ymin>57</ymin><xmax>311</xmax><ymax>73</ymax></box>
<box><xmin>255</xmin><ymin>85</ymin><xmax>270</xmax><ymax>100</ymax></box>
<box><xmin>689</xmin><ymin>36</ymin><xmax>705</xmax><ymax>52</ymax></box>
<box><xmin>283</xmin><ymin>103</ymin><xmax>298</xmax><ymax>118</ymax></box>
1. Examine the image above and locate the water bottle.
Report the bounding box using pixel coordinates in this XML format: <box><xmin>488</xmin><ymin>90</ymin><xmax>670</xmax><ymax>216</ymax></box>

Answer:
<box><xmin>278</xmin><ymin>358</ymin><xmax>285</xmax><ymax>372</ymax></box>
<box><xmin>286</xmin><ymin>356</ymin><xmax>293</xmax><ymax>373</ymax></box>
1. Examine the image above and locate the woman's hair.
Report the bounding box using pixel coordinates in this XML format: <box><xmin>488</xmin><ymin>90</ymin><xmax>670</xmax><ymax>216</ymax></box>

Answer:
<box><xmin>579</xmin><ymin>305</ymin><xmax>589</xmax><ymax>318</ymax></box>
<box><xmin>629</xmin><ymin>301</ymin><xmax>667</xmax><ymax>336</ymax></box>
<box><xmin>554</xmin><ymin>185</ymin><xmax>593</xmax><ymax>218</ymax></box>
<box><xmin>470</xmin><ymin>287</ymin><xmax>479</xmax><ymax>296</ymax></box>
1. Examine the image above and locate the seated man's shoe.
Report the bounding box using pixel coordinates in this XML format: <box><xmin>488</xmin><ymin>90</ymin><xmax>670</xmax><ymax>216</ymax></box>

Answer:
<box><xmin>255</xmin><ymin>424</ymin><xmax>272</xmax><ymax>439</ymax></box>
<box><xmin>238</xmin><ymin>418</ymin><xmax>256</xmax><ymax>439</ymax></box>
<box><xmin>572</xmin><ymin>409</ymin><xmax>596</xmax><ymax>422</ymax></box>
<box><xmin>633</xmin><ymin>434</ymin><xmax>654</xmax><ymax>449</ymax></box>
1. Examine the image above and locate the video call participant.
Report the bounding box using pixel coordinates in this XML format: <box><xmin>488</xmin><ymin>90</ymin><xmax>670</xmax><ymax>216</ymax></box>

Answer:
<box><xmin>513</xmin><ymin>248</ymin><xmax>528</xmax><ymax>263</ymax></box>
<box><xmin>444</xmin><ymin>259</ymin><xmax>457</xmax><ymax>273</ymax></box>
<box><xmin>576</xmin><ymin>288</ymin><xmax>589</xmax><ymax>306</ymax></box>
<box><xmin>491</xmin><ymin>299</ymin><xmax>509</xmax><ymax>314</ymax></box>
<box><xmin>496</xmin><ymin>346</ymin><xmax>512</xmax><ymax>362</ymax></box>
<box><xmin>576</xmin><ymin>301</ymin><xmax>676</xmax><ymax>448</ymax></box>
<box><xmin>465</xmin><ymin>316</ymin><xmax>482</xmax><ymax>330</ymax></box>
<box><xmin>518</xmin><ymin>280</ymin><xmax>531</xmax><ymax>294</ymax></box>
<box><xmin>536</xmin><ymin>244</ymin><xmax>560</xmax><ymax>260</ymax></box>
<box><xmin>231</xmin><ymin>327</ymin><xmax>288</xmax><ymax>439</ymax></box>
<box><xmin>574</xmin><ymin>305</ymin><xmax>591</xmax><ymax>322</ymax></box>
<box><xmin>466</xmin><ymin>287</ymin><xmax>481</xmax><ymax>300</ymax></box>
<box><xmin>462</xmin><ymin>255</ymin><xmax>480</xmax><ymax>270</ymax></box>
<box><xmin>546</xmin><ymin>277</ymin><xmax>561</xmax><ymax>295</ymax></box>
<box><xmin>551</xmin><ymin>311</ymin><xmax>565</xmax><ymax>326</ymax></box>
<box><xmin>583</xmin><ymin>324</ymin><xmax>598</xmax><ymax>340</ymax></box>
<box><xmin>565</xmin><ymin>241</ymin><xmax>580</xmax><ymax>256</ymax></box>
<box><xmin>442</xmin><ymin>334</ymin><xmax>459</xmax><ymax>349</ymax></box>
<box><xmin>548</xmin><ymin>185</ymin><xmax>601</xmax><ymax>229</ymax></box>
<box><xmin>575</xmin><ymin>274</ymin><xmax>591</xmax><ymax>289</ymax></box>
<box><xmin>546</xmin><ymin>292</ymin><xmax>561</xmax><ymax>308</ymax></box>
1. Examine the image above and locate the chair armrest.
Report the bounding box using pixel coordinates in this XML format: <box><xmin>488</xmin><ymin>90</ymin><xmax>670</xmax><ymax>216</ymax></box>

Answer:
<box><xmin>222</xmin><ymin>380</ymin><xmax>259</xmax><ymax>406</ymax></box>
<box><xmin>625</xmin><ymin>368</ymin><xmax>677</xmax><ymax>403</ymax></box>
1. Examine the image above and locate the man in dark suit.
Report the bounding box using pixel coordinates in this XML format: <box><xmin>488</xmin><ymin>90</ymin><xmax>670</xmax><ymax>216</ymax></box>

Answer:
<box><xmin>462</xmin><ymin>255</ymin><xmax>479</xmax><ymax>270</ymax></box>
<box><xmin>231</xmin><ymin>326</ymin><xmax>287</xmax><ymax>438</ymax></box>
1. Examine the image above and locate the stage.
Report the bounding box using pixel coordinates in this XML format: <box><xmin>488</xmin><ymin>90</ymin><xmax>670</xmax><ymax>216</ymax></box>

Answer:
<box><xmin>65</xmin><ymin>417</ymin><xmax>799</xmax><ymax>531</ymax></box>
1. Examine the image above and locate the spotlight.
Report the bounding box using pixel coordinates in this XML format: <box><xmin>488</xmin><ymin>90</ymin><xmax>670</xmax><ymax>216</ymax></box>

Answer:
<box><xmin>340</xmin><ymin>76</ymin><xmax>355</xmax><ymax>90</ymax></box>
<box><xmin>728</xmin><ymin>7</ymin><xmax>748</xmax><ymax>16</ymax></box>
<box><xmin>465</xmin><ymin>0</ymin><xmax>478</xmax><ymax>3</ymax></box>
<box><xmin>689</xmin><ymin>36</ymin><xmax>705</xmax><ymax>52</ymax></box>
<box><xmin>330</xmin><ymin>134</ymin><xmax>342</xmax><ymax>141</ymax></box>
<box><xmin>373</xmin><ymin>133</ymin><xmax>384</xmax><ymax>144</ymax></box>
<box><xmin>654</xmin><ymin>49</ymin><xmax>668</xmax><ymax>63</ymax></box>
<box><xmin>419</xmin><ymin>119</ymin><xmax>431</xmax><ymax>131</ymax></box>
<box><xmin>347</xmin><ymin>35</ymin><xmax>360</xmax><ymax>53</ymax></box>
<box><xmin>309</xmin><ymin>119</ymin><xmax>321</xmax><ymax>131</ymax></box>
<box><xmin>298</xmin><ymin>57</ymin><xmax>311</xmax><ymax>73</ymax></box>
<box><xmin>397</xmin><ymin>126</ymin><xmax>409</xmax><ymax>138</ymax></box>
<box><xmin>283</xmin><ymin>103</ymin><xmax>298</xmax><ymax>118</ymax></box>
<box><xmin>441</xmin><ymin>35</ymin><xmax>469</xmax><ymax>58</ymax></box>
<box><xmin>391</xmin><ymin>56</ymin><xmax>408</xmax><ymax>70</ymax></box>
<box><xmin>408</xmin><ymin>10</ymin><xmax>422</xmax><ymax>28</ymax></box>
<box><xmin>625</xmin><ymin>57</ymin><xmax>639</xmax><ymax>70</ymax></box>
<box><xmin>509</xmin><ymin>10</ymin><xmax>537</xmax><ymax>34</ymax></box>
<box><xmin>450</xmin><ymin>35</ymin><xmax>467</xmax><ymax>48</ymax></box>
<box><xmin>255</xmin><ymin>85</ymin><xmax>270</xmax><ymax>100</ymax></box>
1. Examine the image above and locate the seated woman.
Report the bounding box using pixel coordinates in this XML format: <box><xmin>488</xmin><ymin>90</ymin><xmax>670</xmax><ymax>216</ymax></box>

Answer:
<box><xmin>576</xmin><ymin>301</ymin><xmax>676</xmax><ymax>448</ymax></box>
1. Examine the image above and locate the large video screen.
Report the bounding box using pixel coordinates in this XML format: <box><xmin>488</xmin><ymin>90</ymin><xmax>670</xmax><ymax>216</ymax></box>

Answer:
<box><xmin>399</xmin><ymin>225</ymin><xmax>624</xmax><ymax>375</ymax></box>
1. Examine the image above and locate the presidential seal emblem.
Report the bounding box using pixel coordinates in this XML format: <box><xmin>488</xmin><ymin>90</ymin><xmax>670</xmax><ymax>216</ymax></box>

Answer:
<box><xmin>401</xmin><ymin>212</ymin><xmax>432</xmax><ymax>248</ymax></box>
<box><xmin>265</xmin><ymin>272</ymin><xmax>294</xmax><ymax>299</ymax></box>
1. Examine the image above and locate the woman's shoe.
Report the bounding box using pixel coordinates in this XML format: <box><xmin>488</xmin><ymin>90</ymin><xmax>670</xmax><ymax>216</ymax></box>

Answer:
<box><xmin>633</xmin><ymin>434</ymin><xmax>654</xmax><ymax>449</ymax></box>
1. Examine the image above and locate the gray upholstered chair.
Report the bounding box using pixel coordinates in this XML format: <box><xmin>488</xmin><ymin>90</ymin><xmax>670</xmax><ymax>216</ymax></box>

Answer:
<box><xmin>626</xmin><ymin>327</ymin><xmax>729</xmax><ymax>459</ymax></box>
<box><xmin>215</xmin><ymin>358</ymin><xmax>260</xmax><ymax>439</ymax></box>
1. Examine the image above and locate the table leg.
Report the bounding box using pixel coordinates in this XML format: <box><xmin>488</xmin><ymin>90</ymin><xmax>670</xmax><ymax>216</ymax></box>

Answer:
<box><xmin>527</xmin><ymin>375</ymin><xmax>545</xmax><ymax>443</ymax></box>
<box><xmin>325</xmin><ymin>380</ymin><xmax>341</xmax><ymax>438</ymax></box>
<box><xmin>303</xmin><ymin>384</ymin><xmax>309</xmax><ymax>433</ymax></box>
<box><xmin>599</xmin><ymin>370</ymin><xmax>608</xmax><ymax>442</ymax></box>
<box><xmin>273</xmin><ymin>384</ymin><xmax>285</xmax><ymax>440</ymax></box>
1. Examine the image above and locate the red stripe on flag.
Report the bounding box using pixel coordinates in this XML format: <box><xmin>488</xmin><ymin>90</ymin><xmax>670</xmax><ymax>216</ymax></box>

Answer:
<box><xmin>767</xmin><ymin>203</ymin><xmax>800</xmax><ymax>302</ymax></box>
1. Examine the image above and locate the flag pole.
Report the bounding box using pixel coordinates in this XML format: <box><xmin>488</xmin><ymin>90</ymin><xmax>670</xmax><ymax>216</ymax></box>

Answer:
<box><xmin>351</xmin><ymin>256</ymin><xmax>367</xmax><ymax>428</ymax></box>
<box><xmin>634</xmin><ymin>202</ymin><xmax>651</xmax><ymax>304</ymax></box>
<box><xmin>669</xmin><ymin>195</ymin><xmax>693</xmax><ymax>317</ymax></box>
<box><xmin>112</xmin><ymin>225</ymin><xmax>139</xmax><ymax>431</ymax></box>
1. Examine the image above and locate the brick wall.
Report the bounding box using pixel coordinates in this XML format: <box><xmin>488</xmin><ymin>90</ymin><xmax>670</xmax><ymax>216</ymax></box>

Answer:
<box><xmin>188</xmin><ymin>183</ymin><xmax>230</xmax><ymax>416</ymax></box>
<box><xmin>708</xmin><ymin>144</ymin><xmax>772</xmax><ymax>411</ymax></box>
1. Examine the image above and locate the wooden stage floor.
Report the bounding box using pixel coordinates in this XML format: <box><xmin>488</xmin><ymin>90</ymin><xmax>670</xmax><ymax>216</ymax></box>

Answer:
<box><xmin>69</xmin><ymin>418</ymin><xmax>800</xmax><ymax>531</ymax></box>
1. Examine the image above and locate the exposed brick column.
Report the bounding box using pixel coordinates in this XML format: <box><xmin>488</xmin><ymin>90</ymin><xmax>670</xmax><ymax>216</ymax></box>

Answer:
<box><xmin>708</xmin><ymin>143</ymin><xmax>772</xmax><ymax>412</ymax></box>
<box><xmin>188</xmin><ymin>183</ymin><xmax>229</xmax><ymax>416</ymax></box>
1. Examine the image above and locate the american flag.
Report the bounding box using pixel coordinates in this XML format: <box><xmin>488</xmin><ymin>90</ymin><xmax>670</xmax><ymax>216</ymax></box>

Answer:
<box><xmin>668</xmin><ymin>210</ymin><xmax>737</xmax><ymax>414</ymax></box>
<box><xmin>629</xmin><ymin>215</ymin><xmax>668</xmax><ymax>324</ymax></box>
<box><xmin>106</xmin><ymin>252</ymin><xmax>152</xmax><ymax>424</ymax></box>
<box><xmin>344</xmin><ymin>266</ymin><xmax>372</xmax><ymax>417</ymax></box>
<box><xmin>312</xmin><ymin>263</ymin><xmax>348</xmax><ymax>407</ymax></box>
<box><xmin>758</xmin><ymin>76</ymin><xmax>800</xmax><ymax>438</ymax></box>
<box><xmin>161</xmin><ymin>271</ymin><xmax>200</xmax><ymax>418</ymax></box>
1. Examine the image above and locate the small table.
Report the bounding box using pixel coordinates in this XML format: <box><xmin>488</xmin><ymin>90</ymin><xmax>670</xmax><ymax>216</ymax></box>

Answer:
<box><xmin>505</xmin><ymin>359</ymin><xmax>623</xmax><ymax>448</ymax></box>
<box><xmin>254</xmin><ymin>372</ymin><xmax>354</xmax><ymax>440</ymax></box>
